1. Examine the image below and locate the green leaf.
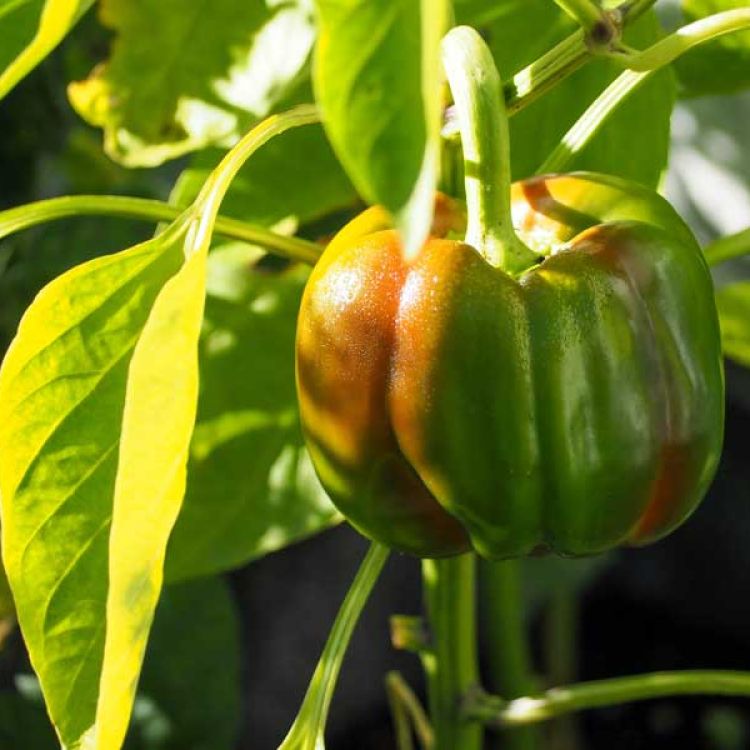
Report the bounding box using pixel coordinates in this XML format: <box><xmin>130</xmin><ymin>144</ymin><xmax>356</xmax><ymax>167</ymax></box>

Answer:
<box><xmin>313</xmin><ymin>0</ymin><xmax>447</xmax><ymax>251</ymax></box>
<box><xmin>486</xmin><ymin>3</ymin><xmax>675</xmax><ymax>187</ymax></box>
<box><xmin>716</xmin><ymin>281</ymin><xmax>750</xmax><ymax>368</ymax></box>
<box><xmin>677</xmin><ymin>0</ymin><xmax>750</xmax><ymax>96</ymax></box>
<box><xmin>171</xmin><ymin>124</ymin><xmax>359</xmax><ymax>229</ymax></box>
<box><xmin>0</xmin><ymin>0</ymin><xmax>93</xmax><ymax>101</ymax></box>
<box><xmin>0</xmin><ymin>226</ymin><xmax>186</xmax><ymax>746</ymax></box>
<box><xmin>68</xmin><ymin>0</ymin><xmax>315</xmax><ymax>166</ymax></box>
<box><xmin>453</xmin><ymin>0</ymin><xmax>508</xmax><ymax>26</ymax></box>
<box><xmin>165</xmin><ymin>243</ymin><xmax>339</xmax><ymax>582</ymax></box>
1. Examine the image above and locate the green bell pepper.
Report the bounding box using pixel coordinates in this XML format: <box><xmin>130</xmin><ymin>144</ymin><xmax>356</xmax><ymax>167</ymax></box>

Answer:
<box><xmin>296</xmin><ymin>173</ymin><xmax>724</xmax><ymax>559</ymax></box>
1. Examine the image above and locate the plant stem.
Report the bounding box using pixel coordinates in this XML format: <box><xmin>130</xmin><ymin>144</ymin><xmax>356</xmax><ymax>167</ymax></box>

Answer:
<box><xmin>191</xmin><ymin>104</ymin><xmax>321</xmax><ymax>255</ymax></box>
<box><xmin>441</xmin><ymin>26</ymin><xmax>537</xmax><ymax>274</ymax></box>
<box><xmin>481</xmin><ymin>560</ymin><xmax>538</xmax><ymax>750</ymax></box>
<box><xmin>619</xmin><ymin>0</ymin><xmax>659</xmax><ymax>19</ymax></box>
<box><xmin>545</xmin><ymin>588</ymin><xmax>580</xmax><ymax>750</ymax></box>
<box><xmin>539</xmin><ymin>8</ymin><xmax>750</xmax><ymax>174</ymax></box>
<box><xmin>422</xmin><ymin>555</ymin><xmax>482</xmax><ymax>750</ymax></box>
<box><xmin>0</xmin><ymin>195</ymin><xmax>322</xmax><ymax>264</ymax></box>
<box><xmin>616</xmin><ymin>8</ymin><xmax>750</xmax><ymax>72</ymax></box>
<box><xmin>538</xmin><ymin>69</ymin><xmax>647</xmax><ymax>173</ymax></box>
<box><xmin>483</xmin><ymin>561</ymin><xmax>535</xmax><ymax>699</ymax></box>
<box><xmin>504</xmin><ymin>0</ymin><xmax>655</xmax><ymax>113</ymax></box>
<box><xmin>552</xmin><ymin>0</ymin><xmax>608</xmax><ymax>32</ymax></box>
<box><xmin>705</xmin><ymin>228</ymin><xmax>750</xmax><ymax>267</ymax></box>
<box><xmin>463</xmin><ymin>671</ymin><xmax>750</xmax><ymax>728</ymax></box>
<box><xmin>279</xmin><ymin>542</ymin><xmax>390</xmax><ymax>749</ymax></box>
<box><xmin>504</xmin><ymin>30</ymin><xmax>589</xmax><ymax>116</ymax></box>
<box><xmin>386</xmin><ymin>672</ymin><xmax>435</xmax><ymax>750</ymax></box>
<box><xmin>387</xmin><ymin>675</ymin><xmax>415</xmax><ymax>750</ymax></box>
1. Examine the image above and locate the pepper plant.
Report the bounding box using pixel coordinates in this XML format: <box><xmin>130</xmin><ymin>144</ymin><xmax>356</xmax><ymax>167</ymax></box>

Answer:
<box><xmin>1</xmin><ymin>1</ymin><xmax>750</xmax><ymax>749</ymax></box>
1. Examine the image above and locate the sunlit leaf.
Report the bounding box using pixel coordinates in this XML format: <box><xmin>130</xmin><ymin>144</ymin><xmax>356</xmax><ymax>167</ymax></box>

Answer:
<box><xmin>0</xmin><ymin>0</ymin><xmax>93</xmax><ymax>101</ymax></box>
<box><xmin>92</xmin><ymin>235</ymin><xmax>208</xmax><ymax>749</ymax></box>
<box><xmin>165</xmin><ymin>243</ymin><xmax>339</xmax><ymax>582</ymax></box>
<box><xmin>313</xmin><ymin>0</ymin><xmax>447</xmax><ymax>251</ymax></box>
<box><xmin>716</xmin><ymin>281</ymin><xmax>750</xmax><ymax>368</ymax></box>
<box><xmin>0</xmin><ymin>224</ymin><xmax>186</xmax><ymax>745</ymax></box>
<box><xmin>677</xmin><ymin>0</ymin><xmax>750</xmax><ymax>96</ymax></box>
<box><xmin>68</xmin><ymin>0</ymin><xmax>316</xmax><ymax>166</ymax></box>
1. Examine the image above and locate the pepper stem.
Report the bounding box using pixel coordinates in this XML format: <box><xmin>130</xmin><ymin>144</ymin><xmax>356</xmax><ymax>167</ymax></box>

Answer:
<box><xmin>422</xmin><ymin>555</ymin><xmax>482</xmax><ymax>750</ymax></box>
<box><xmin>441</xmin><ymin>27</ymin><xmax>538</xmax><ymax>275</ymax></box>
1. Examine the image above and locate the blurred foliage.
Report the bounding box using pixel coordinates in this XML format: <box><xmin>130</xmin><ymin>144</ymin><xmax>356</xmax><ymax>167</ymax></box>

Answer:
<box><xmin>165</xmin><ymin>243</ymin><xmax>340</xmax><ymax>582</ymax></box>
<box><xmin>0</xmin><ymin>0</ymin><xmax>94</xmax><ymax>102</ymax></box>
<box><xmin>68</xmin><ymin>0</ymin><xmax>316</xmax><ymax>166</ymax></box>
<box><xmin>702</xmin><ymin>706</ymin><xmax>749</xmax><ymax>750</ymax></box>
<box><xmin>677</xmin><ymin>0</ymin><xmax>750</xmax><ymax>96</ymax></box>
<box><xmin>172</xmin><ymin>125</ymin><xmax>359</xmax><ymax>229</ymax></box>
<box><xmin>0</xmin><ymin>576</ymin><xmax>241</xmax><ymax>750</ymax></box>
<box><xmin>715</xmin><ymin>283</ymin><xmax>750</xmax><ymax>368</ymax></box>
<box><xmin>0</xmin><ymin>0</ymin><xmax>44</xmax><ymax>87</ymax></box>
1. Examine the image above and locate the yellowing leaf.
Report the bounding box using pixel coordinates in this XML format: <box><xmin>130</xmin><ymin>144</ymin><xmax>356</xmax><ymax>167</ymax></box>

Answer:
<box><xmin>93</xmin><ymin>239</ymin><xmax>208</xmax><ymax>749</ymax></box>
<box><xmin>0</xmin><ymin>0</ymin><xmax>94</xmax><ymax>101</ymax></box>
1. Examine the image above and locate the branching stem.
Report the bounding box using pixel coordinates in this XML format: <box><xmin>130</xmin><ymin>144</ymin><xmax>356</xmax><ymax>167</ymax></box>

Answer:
<box><xmin>0</xmin><ymin>194</ymin><xmax>322</xmax><ymax>264</ymax></box>
<box><xmin>539</xmin><ymin>9</ymin><xmax>750</xmax><ymax>174</ymax></box>
<box><xmin>463</xmin><ymin>671</ymin><xmax>750</xmax><ymax>729</ymax></box>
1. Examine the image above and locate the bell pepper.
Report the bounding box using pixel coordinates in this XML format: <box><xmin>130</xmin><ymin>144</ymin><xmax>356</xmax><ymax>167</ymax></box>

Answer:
<box><xmin>295</xmin><ymin>172</ymin><xmax>724</xmax><ymax>558</ymax></box>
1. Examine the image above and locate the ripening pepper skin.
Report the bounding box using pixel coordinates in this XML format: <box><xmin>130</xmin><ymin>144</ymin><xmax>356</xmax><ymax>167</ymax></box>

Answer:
<box><xmin>295</xmin><ymin>172</ymin><xmax>724</xmax><ymax>559</ymax></box>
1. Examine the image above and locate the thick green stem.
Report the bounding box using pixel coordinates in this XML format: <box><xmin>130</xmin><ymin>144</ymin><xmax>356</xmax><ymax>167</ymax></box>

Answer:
<box><xmin>481</xmin><ymin>560</ymin><xmax>538</xmax><ymax>750</ymax></box>
<box><xmin>0</xmin><ymin>194</ymin><xmax>322</xmax><ymax>264</ymax></box>
<box><xmin>483</xmin><ymin>561</ymin><xmax>535</xmax><ymax>699</ymax></box>
<box><xmin>422</xmin><ymin>555</ymin><xmax>482</xmax><ymax>750</ymax></box>
<box><xmin>279</xmin><ymin>542</ymin><xmax>390</xmax><ymax>749</ymax></box>
<box><xmin>545</xmin><ymin>589</ymin><xmax>581</xmax><ymax>750</ymax></box>
<box><xmin>442</xmin><ymin>26</ymin><xmax>537</xmax><ymax>274</ymax></box>
<box><xmin>463</xmin><ymin>671</ymin><xmax>750</xmax><ymax>728</ymax></box>
<box><xmin>505</xmin><ymin>30</ymin><xmax>589</xmax><ymax>116</ymax></box>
